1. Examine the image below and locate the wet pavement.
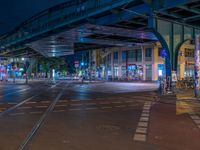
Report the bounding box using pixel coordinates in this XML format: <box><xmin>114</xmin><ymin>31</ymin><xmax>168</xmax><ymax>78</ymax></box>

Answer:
<box><xmin>0</xmin><ymin>81</ymin><xmax>199</xmax><ymax>150</ymax></box>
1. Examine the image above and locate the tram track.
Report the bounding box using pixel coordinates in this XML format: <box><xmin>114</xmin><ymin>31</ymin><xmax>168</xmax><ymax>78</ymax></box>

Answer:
<box><xmin>17</xmin><ymin>82</ymin><xmax>68</xmax><ymax>150</ymax></box>
<box><xmin>0</xmin><ymin>81</ymin><xmax>62</xmax><ymax>117</ymax></box>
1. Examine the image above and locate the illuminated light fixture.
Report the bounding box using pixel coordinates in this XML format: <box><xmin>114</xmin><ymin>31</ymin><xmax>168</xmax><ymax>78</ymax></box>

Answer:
<box><xmin>81</xmin><ymin>62</ymin><xmax>84</xmax><ymax>66</ymax></box>
<box><xmin>22</xmin><ymin>57</ymin><xmax>25</xmax><ymax>61</ymax></box>
<box><xmin>52</xmin><ymin>69</ymin><xmax>55</xmax><ymax>78</ymax></box>
<box><xmin>158</xmin><ymin>70</ymin><xmax>163</xmax><ymax>76</ymax></box>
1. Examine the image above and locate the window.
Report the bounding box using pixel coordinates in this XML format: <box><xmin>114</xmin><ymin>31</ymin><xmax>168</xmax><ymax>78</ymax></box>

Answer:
<box><xmin>185</xmin><ymin>48</ymin><xmax>194</xmax><ymax>57</ymax></box>
<box><xmin>136</xmin><ymin>49</ymin><xmax>142</xmax><ymax>62</ymax></box>
<box><xmin>107</xmin><ymin>54</ymin><xmax>111</xmax><ymax>62</ymax></box>
<box><xmin>122</xmin><ymin>51</ymin><xmax>127</xmax><ymax>62</ymax></box>
<box><xmin>114</xmin><ymin>52</ymin><xmax>118</xmax><ymax>60</ymax></box>
<box><xmin>146</xmin><ymin>64</ymin><xmax>152</xmax><ymax>80</ymax></box>
<box><xmin>128</xmin><ymin>49</ymin><xmax>141</xmax><ymax>62</ymax></box>
<box><xmin>145</xmin><ymin>48</ymin><xmax>152</xmax><ymax>61</ymax></box>
<box><xmin>121</xmin><ymin>66</ymin><xmax>127</xmax><ymax>78</ymax></box>
<box><xmin>128</xmin><ymin>50</ymin><xmax>134</xmax><ymax>59</ymax></box>
<box><xmin>158</xmin><ymin>48</ymin><xmax>162</xmax><ymax>57</ymax></box>
<box><xmin>114</xmin><ymin>66</ymin><xmax>119</xmax><ymax>77</ymax></box>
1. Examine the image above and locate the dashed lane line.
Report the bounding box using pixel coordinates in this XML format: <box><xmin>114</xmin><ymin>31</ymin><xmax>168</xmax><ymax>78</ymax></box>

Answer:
<box><xmin>0</xmin><ymin>88</ymin><xmax>31</xmax><ymax>98</ymax></box>
<box><xmin>29</xmin><ymin>111</ymin><xmax>43</xmax><ymax>114</ymax></box>
<box><xmin>40</xmin><ymin>101</ymin><xmax>51</xmax><ymax>104</ymax></box>
<box><xmin>10</xmin><ymin>112</ymin><xmax>25</xmax><ymax>116</ymax></box>
<box><xmin>18</xmin><ymin>107</ymin><xmax>32</xmax><ymax>110</ymax></box>
<box><xmin>133</xmin><ymin>101</ymin><xmax>153</xmax><ymax>142</ymax></box>
<box><xmin>35</xmin><ymin>106</ymin><xmax>48</xmax><ymax>108</ymax></box>
<box><xmin>53</xmin><ymin>110</ymin><xmax>65</xmax><ymax>113</ymax></box>
<box><xmin>55</xmin><ymin>104</ymin><xmax>67</xmax><ymax>107</ymax></box>
<box><xmin>69</xmin><ymin>108</ymin><xmax>81</xmax><ymax>111</ymax></box>
<box><xmin>0</xmin><ymin>95</ymin><xmax>38</xmax><ymax>117</ymax></box>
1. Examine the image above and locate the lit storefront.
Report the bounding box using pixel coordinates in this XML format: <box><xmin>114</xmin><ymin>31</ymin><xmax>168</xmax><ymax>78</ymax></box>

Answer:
<box><xmin>177</xmin><ymin>41</ymin><xmax>194</xmax><ymax>80</ymax></box>
<box><xmin>102</xmin><ymin>43</ymin><xmax>164</xmax><ymax>81</ymax></box>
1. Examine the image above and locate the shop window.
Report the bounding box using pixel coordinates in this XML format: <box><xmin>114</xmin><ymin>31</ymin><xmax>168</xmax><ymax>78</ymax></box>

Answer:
<box><xmin>127</xmin><ymin>64</ymin><xmax>143</xmax><ymax>80</ymax></box>
<box><xmin>146</xmin><ymin>64</ymin><xmax>152</xmax><ymax>80</ymax></box>
<box><xmin>114</xmin><ymin>66</ymin><xmax>119</xmax><ymax>77</ymax></box>
<box><xmin>121</xmin><ymin>66</ymin><xmax>127</xmax><ymax>79</ymax></box>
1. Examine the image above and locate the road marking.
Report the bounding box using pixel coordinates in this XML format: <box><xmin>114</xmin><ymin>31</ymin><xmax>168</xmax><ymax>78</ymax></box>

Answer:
<box><xmin>70</xmin><ymin>103</ymin><xmax>82</xmax><ymax>106</ymax></box>
<box><xmin>10</xmin><ymin>112</ymin><xmax>25</xmax><ymax>116</ymax></box>
<box><xmin>59</xmin><ymin>100</ymin><xmax>68</xmax><ymax>103</ymax></box>
<box><xmin>85</xmin><ymin>107</ymin><xmax>98</xmax><ymax>110</ymax></box>
<box><xmin>86</xmin><ymin>103</ymin><xmax>96</xmax><ymax>106</ymax></box>
<box><xmin>69</xmin><ymin>108</ymin><xmax>81</xmax><ymax>111</ymax></box>
<box><xmin>136</xmin><ymin>127</ymin><xmax>147</xmax><ymax>134</ymax></box>
<box><xmin>141</xmin><ymin>113</ymin><xmax>149</xmax><ymax>117</ymax></box>
<box><xmin>30</xmin><ymin>111</ymin><xmax>43</xmax><ymax>114</ymax></box>
<box><xmin>142</xmin><ymin>110</ymin><xmax>150</xmax><ymax>113</ymax></box>
<box><xmin>194</xmin><ymin>119</ymin><xmax>200</xmax><ymax>124</ymax></box>
<box><xmin>101</xmin><ymin>106</ymin><xmax>112</xmax><ymax>109</ymax></box>
<box><xmin>138</xmin><ymin>122</ymin><xmax>148</xmax><ymax>127</ymax></box>
<box><xmin>114</xmin><ymin>105</ymin><xmax>126</xmax><ymax>108</ymax></box>
<box><xmin>7</xmin><ymin>102</ymin><xmax>17</xmax><ymax>105</ymax></box>
<box><xmin>133</xmin><ymin>101</ymin><xmax>153</xmax><ymax>142</ymax></box>
<box><xmin>70</xmin><ymin>100</ymin><xmax>79</xmax><ymax>102</ymax></box>
<box><xmin>0</xmin><ymin>88</ymin><xmax>30</xmax><ymax>98</ymax></box>
<box><xmin>18</xmin><ymin>106</ymin><xmax>32</xmax><ymax>109</ymax></box>
<box><xmin>18</xmin><ymin>90</ymin><xmax>63</xmax><ymax>150</ymax></box>
<box><xmin>140</xmin><ymin>117</ymin><xmax>149</xmax><ymax>122</ymax></box>
<box><xmin>26</xmin><ymin>102</ymin><xmax>37</xmax><ymax>104</ymax></box>
<box><xmin>133</xmin><ymin>134</ymin><xmax>146</xmax><ymax>142</ymax></box>
<box><xmin>53</xmin><ymin>110</ymin><xmax>65</xmax><ymax>113</ymax></box>
<box><xmin>55</xmin><ymin>104</ymin><xmax>67</xmax><ymax>107</ymax></box>
<box><xmin>0</xmin><ymin>95</ymin><xmax>38</xmax><ymax>117</ymax></box>
<box><xmin>40</xmin><ymin>101</ymin><xmax>50</xmax><ymax>104</ymax></box>
<box><xmin>112</xmin><ymin>101</ymin><xmax>122</xmax><ymax>104</ymax></box>
<box><xmin>190</xmin><ymin>115</ymin><xmax>200</xmax><ymax>120</ymax></box>
<box><xmin>35</xmin><ymin>106</ymin><xmax>48</xmax><ymax>108</ymax></box>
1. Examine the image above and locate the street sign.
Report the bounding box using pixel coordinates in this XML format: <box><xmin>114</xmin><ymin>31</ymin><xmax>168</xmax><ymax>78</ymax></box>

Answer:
<box><xmin>74</xmin><ymin>61</ymin><xmax>79</xmax><ymax>68</ymax></box>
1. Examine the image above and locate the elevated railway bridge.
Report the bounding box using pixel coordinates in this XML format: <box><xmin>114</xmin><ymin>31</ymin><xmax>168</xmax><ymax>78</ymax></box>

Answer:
<box><xmin>0</xmin><ymin>0</ymin><xmax>200</xmax><ymax>77</ymax></box>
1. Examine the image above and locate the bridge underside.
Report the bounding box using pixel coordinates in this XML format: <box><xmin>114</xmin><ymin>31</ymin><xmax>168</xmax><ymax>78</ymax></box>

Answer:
<box><xmin>29</xmin><ymin>24</ymin><xmax>157</xmax><ymax>57</ymax></box>
<box><xmin>1</xmin><ymin>0</ymin><xmax>200</xmax><ymax>77</ymax></box>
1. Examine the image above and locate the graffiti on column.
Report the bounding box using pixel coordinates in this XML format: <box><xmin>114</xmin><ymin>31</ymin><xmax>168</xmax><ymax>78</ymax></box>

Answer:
<box><xmin>194</xmin><ymin>35</ymin><xmax>200</xmax><ymax>97</ymax></box>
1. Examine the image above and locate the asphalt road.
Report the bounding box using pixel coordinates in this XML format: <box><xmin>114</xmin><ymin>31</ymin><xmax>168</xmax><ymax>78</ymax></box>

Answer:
<box><xmin>0</xmin><ymin>81</ymin><xmax>199</xmax><ymax>150</ymax></box>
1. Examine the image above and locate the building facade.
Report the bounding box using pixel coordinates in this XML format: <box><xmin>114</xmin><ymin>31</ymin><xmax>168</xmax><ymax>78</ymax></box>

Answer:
<box><xmin>99</xmin><ymin>43</ymin><xmax>165</xmax><ymax>81</ymax></box>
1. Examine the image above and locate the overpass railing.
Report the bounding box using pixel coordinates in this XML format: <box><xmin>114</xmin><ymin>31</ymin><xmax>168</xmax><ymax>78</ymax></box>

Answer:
<box><xmin>0</xmin><ymin>0</ymin><xmax>132</xmax><ymax>49</ymax></box>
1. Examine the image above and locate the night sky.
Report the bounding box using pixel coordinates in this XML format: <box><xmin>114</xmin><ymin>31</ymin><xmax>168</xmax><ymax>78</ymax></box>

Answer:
<box><xmin>0</xmin><ymin>0</ymin><xmax>67</xmax><ymax>35</ymax></box>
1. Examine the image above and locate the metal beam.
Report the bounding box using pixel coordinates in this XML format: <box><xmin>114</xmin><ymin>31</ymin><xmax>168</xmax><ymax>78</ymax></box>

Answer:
<box><xmin>80</xmin><ymin>38</ymin><xmax>136</xmax><ymax>47</ymax></box>
<box><xmin>153</xmin><ymin>0</ymin><xmax>199</xmax><ymax>11</ymax></box>
<box><xmin>178</xmin><ymin>5</ymin><xmax>200</xmax><ymax>14</ymax></box>
<box><xmin>95</xmin><ymin>4</ymin><xmax>151</xmax><ymax>25</ymax></box>
<box><xmin>184</xmin><ymin>14</ymin><xmax>200</xmax><ymax>22</ymax></box>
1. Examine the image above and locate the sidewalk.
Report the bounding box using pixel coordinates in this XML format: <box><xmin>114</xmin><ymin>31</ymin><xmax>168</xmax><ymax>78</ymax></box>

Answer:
<box><xmin>176</xmin><ymin>89</ymin><xmax>196</xmax><ymax>100</ymax></box>
<box><xmin>147</xmin><ymin>95</ymin><xmax>200</xmax><ymax>150</ymax></box>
